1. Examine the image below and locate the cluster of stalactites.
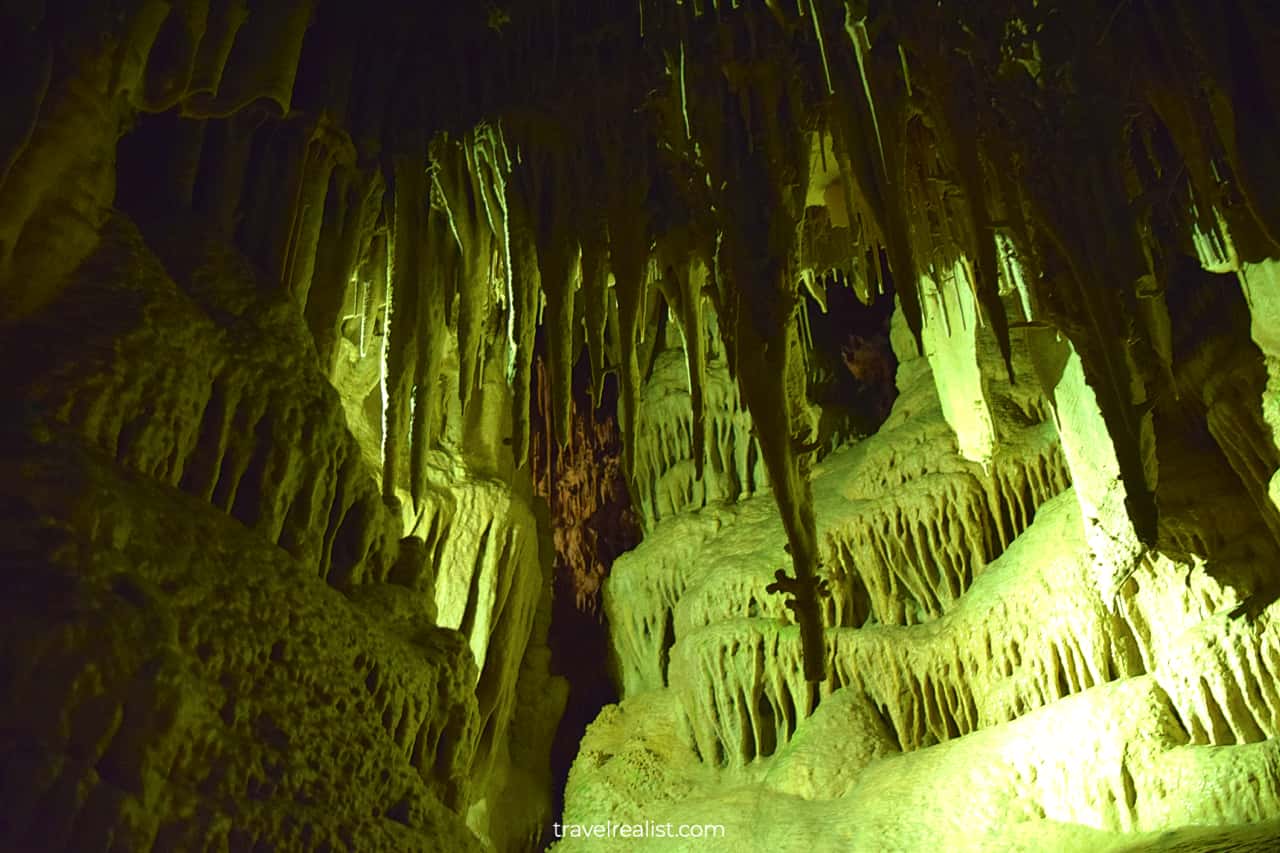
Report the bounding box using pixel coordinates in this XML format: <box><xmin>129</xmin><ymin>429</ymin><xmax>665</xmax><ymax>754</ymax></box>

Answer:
<box><xmin>15</xmin><ymin>0</ymin><xmax>1280</xmax><ymax>685</ymax></box>
<box><xmin>372</xmin><ymin>106</ymin><xmax>680</xmax><ymax>507</ymax></box>
<box><xmin>377</xmin><ymin>124</ymin><xmax>528</xmax><ymax>501</ymax></box>
<box><xmin>635</xmin><ymin>0</ymin><xmax>1280</xmax><ymax>557</ymax></box>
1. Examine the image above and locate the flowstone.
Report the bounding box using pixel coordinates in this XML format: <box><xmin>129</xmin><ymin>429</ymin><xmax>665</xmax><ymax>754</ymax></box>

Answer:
<box><xmin>569</xmin><ymin>309</ymin><xmax>1280</xmax><ymax>852</ymax></box>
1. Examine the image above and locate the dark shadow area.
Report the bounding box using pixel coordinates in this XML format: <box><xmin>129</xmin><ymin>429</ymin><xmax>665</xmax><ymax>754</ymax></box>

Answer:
<box><xmin>804</xmin><ymin>265</ymin><xmax>898</xmax><ymax>451</ymax></box>
<box><xmin>530</xmin><ymin>336</ymin><xmax>642</xmax><ymax>847</ymax></box>
<box><xmin>1155</xmin><ymin>253</ymin><xmax>1280</xmax><ymax>614</ymax></box>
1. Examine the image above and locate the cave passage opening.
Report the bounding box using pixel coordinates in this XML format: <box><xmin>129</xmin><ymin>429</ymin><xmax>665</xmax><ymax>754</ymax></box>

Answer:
<box><xmin>531</xmin><ymin>329</ymin><xmax>642</xmax><ymax>842</ymax></box>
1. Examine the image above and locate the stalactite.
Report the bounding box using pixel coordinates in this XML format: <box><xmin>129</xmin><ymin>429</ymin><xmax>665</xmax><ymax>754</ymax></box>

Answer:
<box><xmin>111</xmin><ymin>2</ymin><xmax>173</xmax><ymax>104</ymax></box>
<box><xmin>946</xmin><ymin>94</ymin><xmax>1015</xmax><ymax>383</ymax></box>
<box><xmin>827</xmin><ymin>18</ymin><xmax>925</xmax><ymax>354</ymax></box>
<box><xmin>516</xmin><ymin>142</ymin><xmax>580</xmax><ymax>449</ymax></box>
<box><xmin>656</xmin><ymin>245</ymin><xmax>711</xmax><ymax>481</ymax></box>
<box><xmin>1219</xmin><ymin>0</ymin><xmax>1280</xmax><ymax>258</ymax></box>
<box><xmin>185</xmin><ymin>0</ymin><xmax>249</xmax><ymax>100</ymax></box>
<box><xmin>611</xmin><ymin>239</ymin><xmax>655</xmax><ymax>486</ymax></box>
<box><xmin>1030</xmin><ymin>151</ymin><xmax>1160</xmax><ymax>546</ymax></box>
<box><xmin>697</xmin><ymin>52</ymin><xmax>826</xmax><ymax>679</ymax></box>
<box><xmin>137</xmin><ymin>0</ymin><xmax>210</xmax><ymax>111</ymax></box>
<box><xmin>506</xmin><ymin>181</ymin><xmax>543</xmax><ymax>470</ymax></box>
<box><xmin>845</xmin><ymin>11</ymin><xmax>886</xmax><ymax>185</ymax></box>
<box><xmin>382</xmin><ymin>142</ymin><xmax>426</xmax><ymax>502</ymax></box>
<box><xmin>810</xmin><ymin>0</ymin><xmax>835</xmax><ymax>96</ymax></box>
<box><xmin>580</xmin><ymin>218</ymin><xmax>612</xmax><ymax>407</ymax></box>
<box><xmin>185</xmin><ymin>0</ymin><xmax>315</xmax><ymax>119</ymax></box>
<box><xmin>431</xmin><ymin>132</ymin><xmax>499</xmax><ymax>418</ymax></box>
<box><xmin>286</xmin><ymin>118</ymin><xmax>356</xmax><ymax>307</ymax></box>
<box><xmin>306</xmin><ymin>164</ymin><xmax>383</xmax><ymax>378</ymax></box>
<box><xmin>410</xmin><ymin>206</ymin><xmax>456</xmax><ymax>505</ymax></box>
<box><xmin>0</xmin><ymin>21</ymin><xmax>51</xmax><ymax>192</ymax></box>
<box><xmin>483</xmin><ymin>128</ymin><xmax>518</xmax><ymax>384</ymax></box>
<box><xmin>195</xmin><ymin>105</ymin><xmax>265</xmax><ymax>234</ymax></box>
<box><xmin>234</xmin><ymin>119</ymin><xmax>305</xmax><ymax>282</ymax></box>
<box><xmin>364</xmin><ymin>229</ymin><xmax>389</xmax><ymax>364</ymax></box>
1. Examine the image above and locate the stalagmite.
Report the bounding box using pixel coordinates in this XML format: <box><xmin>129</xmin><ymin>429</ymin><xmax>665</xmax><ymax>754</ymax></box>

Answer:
<box><xmin>632</xmin><ymin>337</ymin><xmax>765</xmax><ymax>526</ymax></box>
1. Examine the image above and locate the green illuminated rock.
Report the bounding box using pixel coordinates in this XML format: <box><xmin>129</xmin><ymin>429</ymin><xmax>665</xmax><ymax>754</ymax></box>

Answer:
<box><xmin>5</xmin><ymin>1</ymin><xmax>1280</xmax><ymax>850</ymax></box>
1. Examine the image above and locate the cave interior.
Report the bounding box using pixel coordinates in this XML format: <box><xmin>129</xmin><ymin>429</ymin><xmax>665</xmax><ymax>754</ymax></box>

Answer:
<box><xmin>5</xmin><ymin>0</ymin><xmax>1280</xmax><ymax>850</ymax></box>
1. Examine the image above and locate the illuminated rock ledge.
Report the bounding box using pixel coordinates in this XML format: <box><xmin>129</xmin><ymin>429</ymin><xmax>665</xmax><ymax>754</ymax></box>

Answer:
<box><xmin>567</xmin><ymin>337</ymin><xmax>1280</xmax><ymax>851</ymax></box>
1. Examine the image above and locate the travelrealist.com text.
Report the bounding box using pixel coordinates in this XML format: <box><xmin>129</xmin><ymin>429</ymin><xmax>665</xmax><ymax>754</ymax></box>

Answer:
<box><xmin>552</xmin><ymin>821</ymin><xmax>727</xmax><ymax>840</ymax></box>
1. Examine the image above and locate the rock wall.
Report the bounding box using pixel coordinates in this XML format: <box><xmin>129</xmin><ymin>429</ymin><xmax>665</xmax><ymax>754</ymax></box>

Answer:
<box><xmin>0</xmin><ymin>212</ymin><xmax>560</xmax><ymax>850</ymax></box>
<box><xmin>0</xmin><ymin>432</ymin><xmax>481</xmax><ymax>851</ymax></box>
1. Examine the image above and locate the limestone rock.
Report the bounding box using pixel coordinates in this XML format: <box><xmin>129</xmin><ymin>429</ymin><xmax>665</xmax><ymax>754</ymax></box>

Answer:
<box><xmin>0</xmin><ymin>433</ymin><xmax>482</xmax><ymax>851</ymax></box>
<box><xmin>5</xmin><ymin>213</ymin><xmax>401</xmax><ymax>590</ymax></box>
<box><xmin>634</xmin><ymin>341</ymin><xmax>767</xmax><ymax>529</ymax></box>
<box><xmin>569</xmin><ymin>304</ymin><xmax>1280</xmax><ymax>851</ymax></box>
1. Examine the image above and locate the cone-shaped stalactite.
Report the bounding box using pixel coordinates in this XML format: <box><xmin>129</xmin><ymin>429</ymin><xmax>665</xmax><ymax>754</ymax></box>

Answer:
<box><xmin>305</xmin><ymin>165</ymin><xmax>384</xmax><ymax>376</ymax></box>
<box><xmin>507</xmin><ymin>176</ymin><xmax>544</xmax><ymax>470</ymax></box>
<box><xmin>673</xmin><ymin>7</ymin><xmax>828</xmax><ymax>680</ymax></box>
<box><xmin>655</xmin><ymin>246</ymin><xmax>711</xmax><ymax>482</ymax></box>
<box><xmin>580</xmin><ymin>221</ymin><xmax>612</xmax><ymax>408</ymax></box>
<box><xmin>382</xmin><ymin>129</ymin><xmax>426</xmax><ymax>502</ymax></box>
<box><xmin>518</xmin><ymin>135</ymin><xmax>580</xmax><ymax>450</ymax></box>
<box><xmin>284</xmin><ymin>120</ymin><xmax>354</xmax><ymax>307</ymax></box>
<box><xmin>431</xmin><ymin>130</ymin><xmax>502</xmax><ymax>420</ymax></box>
<box><xmin>827</xmin><ymin>5</ymin><xmax>926</xmax><ymax>355</ymax></box>
<box><xmin>1220</xmin><ymin>0</ymin><xmax>1280</xmax><ymax>259</ymax></box>
<box><xmin>602</xmin><ymin>119</ymin><xmax>654</xmax><ymax>490</ymax></box>
<box><xmin>926</xmin><ymin>49</ymin><xmax>1016</xmax><ymax>383</ymax></box>
<box><xmin>981</xmin><ymin>9</ymin><xmax>1160</xmax><ymax>545</ymax></box>
<box><xmin>409</xmin><ymin>204</ymin><xmax>457</xmax><ymax>504</ymax></box>
<box><xmin>571</xmin><ymin>111</ymin><xmax>615</xmax><ymax>410</ymax></box>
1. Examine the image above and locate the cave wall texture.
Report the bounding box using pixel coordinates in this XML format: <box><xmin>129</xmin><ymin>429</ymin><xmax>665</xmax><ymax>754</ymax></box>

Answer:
<box><xmin>4</xmin><ymin>0</ymin><xmax>1280</xmax><ymax>851</ymax></box>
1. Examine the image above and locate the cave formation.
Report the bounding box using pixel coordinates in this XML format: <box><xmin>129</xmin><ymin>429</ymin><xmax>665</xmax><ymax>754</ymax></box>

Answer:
<box><xmin>4</xmin><ymin>0</ymin><xmax>1280</xmax><ymax>850</ymax></box>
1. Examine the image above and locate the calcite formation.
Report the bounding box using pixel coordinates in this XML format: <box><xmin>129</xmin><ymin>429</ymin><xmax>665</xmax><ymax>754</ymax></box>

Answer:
<box><xmin>567</xmin><ymin>314</ymin><xmax>1280</xmax><ymax>851</ymax></box>
<box><xmin>632</xmin><ymin>335</ymin><xmax>769</xmax><ymax>529</ymax></box>
<box><xmin>4</xmin><ymin>0</ymin><xmax>1280</xmax><ymax>850</ymax></box>
<box><xmin>0</xmin><ymin>212</ymin><xmax>559</xmax><ymax>850</ymax></box>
